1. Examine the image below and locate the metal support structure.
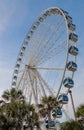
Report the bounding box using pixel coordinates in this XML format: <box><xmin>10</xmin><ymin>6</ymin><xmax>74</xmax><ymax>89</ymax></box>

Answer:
<box><xmin>11</xmin><ymin>7</ymin><xmax>78</xmax><ymax>130</ymax></box>
<box><xmin>31</xmin><ymin>69</ymin><xmax>47</xmax><ymax>97</ymax></box>
<box><xmin>69</xmin><ymin>90</ymin><xmax>77</xmax><ymax>121</ymax></box>
<box><xmin>28</xmin><ymin>69</ymin><xmax>38</xmax><ymax>105</ymax></box>
<box><xmin>36</xmin><ymin>70</ymin><xmax>54</xmax><ymax>96</ymax></box>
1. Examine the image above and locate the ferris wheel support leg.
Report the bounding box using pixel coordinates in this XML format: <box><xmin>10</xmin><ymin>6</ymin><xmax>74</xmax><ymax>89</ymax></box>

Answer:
<box><xmin>33</xmin><ymin>69</ymin><xmax>47</xmax><ymax>97</ymax></box>
<box><xmin>69</xmin><ymin>90</ymin><xmax>77</xmax><ymax>121</ymax></box>
<box><xmin>28</xmin><ymin>69</ymin><xmax>38</xmax><ymax>105</ymax></box>
<box><xmin>35</xmin><ymin>69</ymin><xmax>54</xmax><ymax>96</ymax></box>
<box><xmin>29</xmin><ymin>91</ymin><xmax>32</xmax><ymax>104</ymax></box>
<box><xmin>17</xmin><ymin>69</ymin><xmax>26</xmax><ymax>90</ymax></box>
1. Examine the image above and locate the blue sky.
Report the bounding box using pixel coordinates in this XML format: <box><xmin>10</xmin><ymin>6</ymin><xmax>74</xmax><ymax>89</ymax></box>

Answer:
<box><xmin>0</xmin><ymin>0</ymin><xmax>84</xmax><ymax>116</ymax></box>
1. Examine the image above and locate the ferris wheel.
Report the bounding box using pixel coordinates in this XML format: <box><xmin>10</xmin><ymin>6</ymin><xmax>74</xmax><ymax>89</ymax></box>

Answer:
<box><xmin>11</xmin><ymin>7</ymin><xmax>78</xmax><ymax>127</ymax></box>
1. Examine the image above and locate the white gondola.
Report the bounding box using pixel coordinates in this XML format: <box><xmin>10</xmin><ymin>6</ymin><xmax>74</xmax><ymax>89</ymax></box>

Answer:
<box><xmin>29</xmin><ymin>30</ymin><xmax>34</xmax><ymax>35</ymax></box>
<box><xmin>45</xmin><ymin>118</ymin><xmax>49</xmax><ymax>129</ymax></box>
<box><xmin>14</xmin><ymin>69</ymin><xmax>18</xmax><ymax>74</ymax></box>
<box><xmin>46</xmin><ymin>10</ymin><xmax>51</xmax><ymax>15</ymax></box>
<box><xmin>67</xmin><ymin>61</ymin><xmax>77</xmax><ymax>72</ymax></box>
<box><xmin>42</xmin><ymin>13</ymin><xmax>48</xmax><ymax>19</ymax></box>
<box><xmin>27</xmin><ymin>35</ymin><xmax>31</xmax><ymax>40</ymax></box>
<box><xmin>66</xmin><ymin>15</ymin><xmax>72</xmax><ymax>23</ymax></box>
<box><xmin>48</xmin><ymin>9</ymin><xmax>53</xmax><ymax>15</ymax></box>
<box><xmin>50</xmin><ymin>8</ymin><xmax>57</xmax><ymax>14</ymax></box>
<box><xmin>15</xmin><ymin>63</ymin><xmax>20</xmax><ymax>68</ymax></box>
<box><xmin>35</xmin><ymin>21</ymin><xmax>40</xmax><ymax>26</ymax></box>
<box><xmin>60</xmin><ymin>9</ymin><xmax>69</xmax><ymax>16</ymax></box>
<box><xmin>69</xmin><ymin>46</ymin><xmax>79</xmax><ymax>56</ymax></box>
<box><xmin>24</xmin><ymin>39</ymin><xmax>29</xmax><ymax>45</ymax></box>
<box><xmin>63</xmin><ymin>77</ymin><xmax>74</xmax><ymax>88</ymax></box>
<box><xmin>32</xmin><ymin>25</ymin><xmax>37</xmax><ymax>30</ymax></box>
<box><xmin>13</xmin><ymin>76</ymin><xmax>17</xmax><ymax>80</ymax></box>
<box><xmin>19</xmin><ymin>52</ymin><xmax>24</xmax><ymax>57</ymax></box>
<box><xmin>17</xmin><ymin>58</ymin><xmax>22</xmax><ymax>62</ymax></box>
<box><xmin>21</xmin><ymin>46</ymin><xmax>26</xmax><ymax>51</ymax></box>
<box><xmin>58</xmin><ymin>94</ymin><xmax>69</xmax><ymax>104</ymax></box>
<box><xmin>50</xmin><ymin>121</ymin><xmax>55</xmax><ymax>128</ymax></box>
<box><xmin>69</xmin><ymin>33</ymin><xmax>78</xmax><ymax>42</ymax></box>
<box><xmin>24</xmin><ymin>41</ymin><xmax>28</xmax><ymax>45</ymax></box>
<box><xmin>39</xmin><ymin>17</ymin><xmax>44</xmax><ymax>22</ymax></box>
<box><xmin>45</xmin><ymin>119</ymin><xmax>48</xmax><ymax>124</ymax></box>
<box><xmin>68</xmin><ymin>23</ymin><xmax>76</xmax><ymax>31</ymax></box>
<box><xmin>66</xmin><ymin>15</ymin><xmax>72</xmax><ymax>24</ymax></box>
<box><xmin>12</xmin><ymin>81</ymin><xmax>16</xmax><ymax>86</ymax></box>
<box><xmin>55</xmin><ymin>108</ymin><xmax>62</xmax><ymax>118</ymax></box>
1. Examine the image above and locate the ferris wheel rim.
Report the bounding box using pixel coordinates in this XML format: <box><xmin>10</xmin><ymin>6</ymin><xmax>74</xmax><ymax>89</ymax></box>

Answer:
<box><xmin>11</xmin><ymin>7</ymin><xmax>77</xmax><ymax>104</ymax></box>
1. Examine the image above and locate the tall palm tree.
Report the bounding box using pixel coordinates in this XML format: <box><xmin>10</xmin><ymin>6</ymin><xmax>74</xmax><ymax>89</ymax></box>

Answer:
<box><xmin>76</xmin><ymin>104</ymin><xmax>84</xmax><ymax>118</ymax></box>
<box><xmin>2</xmin><ymin>88</ymin><xmax>25</xmax><ymax>103</ymax></box>
<box><xmin>37</xmin><ymin>96</ymin><xmax>57</xmax><ymax>130</ymax></box>
<box><xmin>0</xmin><ymin>88</ymin><xmax>25</xmax><ymax>129</ymax></box>
<box><xmin>38</xmin><ymin>96</ymin><xmax>57</xmax><ymax>117</ymax></box>
<box><xmin>0</xmin><ymin>88</ymin><xmax>40</xmax><ymax>130</ymax></box>
<box><xmin>61</xmin><ymin>104</ymin><xmax>84</xmax><ymax>130</ymax></box>
<box><xmin>61</xmin><ymin>119</ymin><xmax>83</xmax><ymax>130</ymax></box>
<box><xmin>75</xmin><ymin>104</ymin><xmax>84</xmax><ymax>128</ymax></box>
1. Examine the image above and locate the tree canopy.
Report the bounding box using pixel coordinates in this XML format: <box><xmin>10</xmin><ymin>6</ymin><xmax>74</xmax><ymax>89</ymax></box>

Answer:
<box><xmin>61</xmin><ymin>104</ymin><xmax>84</xmax><ymax>130</ymax></box>
<box><xmin>0</xmin><ymin>88</ymin><xmax>39</xmax><ymax>130</ymax></box>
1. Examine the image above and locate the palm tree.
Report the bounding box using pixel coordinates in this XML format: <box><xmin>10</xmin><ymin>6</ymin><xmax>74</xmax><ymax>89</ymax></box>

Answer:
<box><xmin>75</xmin><ymin>104</ymin><xmax>84</xmax><ymax>128</ymax></box>
<box><xmin>61</xmin><ymin>119</ymin><xmax>83</xmax><ymax>130</ymax></box>
<box><xmin>61</xmin><ymin>104</ymin><xmax>84</xmax><ymax>130</ymax></box>
<box><xmin>76</xmin><ymin>104</ymin><xmax>84</xmax><ymax>118</ymax></box>
<box><xmin>2</xmin><ymin>88</ymin><xmax>25</xmax><ymax>103</ymax></box>
<box><xmin>0</xmin><ymin>88</ymin><xmax>40</xmax><ymax>130</ymax></box>
<box><xmin>37</xmin><ymin>96</ymin><xmax>57</xmax><ymax>130</ymax></box>
<box><xmin>0</xmin><ymin>88</ymin><xmax>26</xmax><ymax>129</ymax></box>
<box><xmin>38</xmin><ymin>96</ymin><xmax>57</xmax><ymax>117</ymax></box>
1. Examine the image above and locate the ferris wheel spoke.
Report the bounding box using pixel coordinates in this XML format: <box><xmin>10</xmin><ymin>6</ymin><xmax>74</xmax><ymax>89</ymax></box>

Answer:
<box><xmin>17</xmin><ymin>70</ymin><xmax>32</xmax><ymax>102</ymax></box>
<box><xmin>31</xmin><ymin>17</ymin><xmax>65</xmax><ymax>66</ymax></box>
<box><xmin>17</xmin><ymin>68</ymin><xmax>27</xmax><ymax>89</ymax></box>
<box><xmin>35</xmin><ymin>39</ymin><xmax>66</xmax><ymax>66</ymax></box>
<box><xmin>29</xmin><ymin>91</ymin><xmax>32</xmax><ymax>104</ymax></box>
<box><xmin>34</xmin><ymin>77</ymin><xmax>39</xmax><ymax>103</ymax></box>
<box><xmin>34</xmin><ymin>69</ymin><xmax>54</xmax><ymax>96</ymax></box>
<box><xmin>29</xmin><ymin>16</ymin><xmax>57</xmax><ymax>63</ymax></box>
<box><xmin>31</xmin><ymin>69</ymin><xmax>47</xmax><ymax>97</ymax></box>
<box><xmin>32</xmin><ymin>27</ymin><xmax>66</xmax><ymax>66</ymax></box>
<box><xmin>26</xmin><ymin>70</ymin><xmax>36</xmax><ymax>103</ymax></box>
<box><xmin>44</xmin><ymin>40</ymin><xmax>66</xmax><ymax>59</ymax></box>
<box><xmin>24</xmin><ymin>71</ymin><xmax>33</xmax><ymax>102</ymax></box>
<box><xmin>31</xmin><ymin>67</ymin><xmax>64</xmax><ymax>71</ymax></box>
<box><xmin>17</xmin><ymin>66</ymin><xmax>35</xmax><ymax>104</ymax></box>
<box><xmin>37</xmin><ymin>45</ymin><xmax>66</xmax><ymax>66</ymax></box>
<box><xmin>28</xmin><ymin>69</ymin><xmax>38</xmax><ymax>105</ymax></box>
<box><xmin>31</xmin><ymin>70</ymin><xmax>47</xmax><ymax>103</ymax></box>
<box><xmin>11</xmin><ymin>7</ymin><xmax>78</xmax><ymax>128</ymax></box>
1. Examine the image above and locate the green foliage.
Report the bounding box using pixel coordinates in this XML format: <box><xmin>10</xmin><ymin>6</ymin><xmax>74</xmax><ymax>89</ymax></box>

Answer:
<box><xmin>61</xmin><ymin>120</ymin><xmax>84</xmax><ymax>130</ymax></box>
<box><xmin>38</xmin><ymin>96</ymin><xmax>57</xmax><ymax>117</ymax></box>
<box><xmin>76</xmin><ymin>104</ymin><xmax>84</xmax><ymax>117</ymax></box>
<box><xmin>61</xmin><ymin>104</ymin><xmax>84</xmax><ymax>130</ymax></box>
<box><xmin>0</xmin><ymin>88</ymin><xmax>39</xmax><ymax>130</ymax></box>
<box><xmin>42</xmin><ymin>96</ymin><xmax>57</xmax><ymax>108</ymax></box>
